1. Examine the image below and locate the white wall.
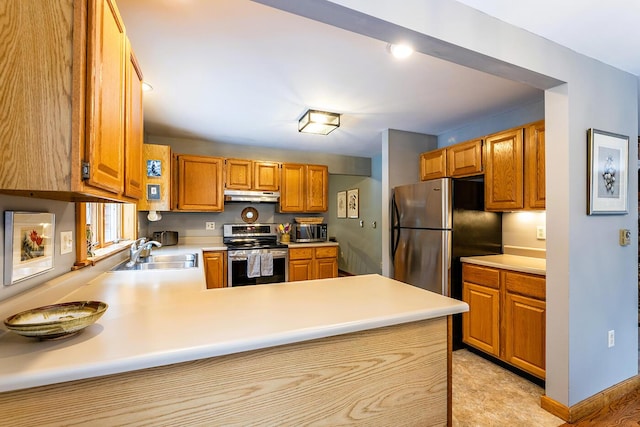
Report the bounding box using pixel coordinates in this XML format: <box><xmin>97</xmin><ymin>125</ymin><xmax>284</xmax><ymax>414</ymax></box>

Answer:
<box><xmin>502</xmin><ymin>211</ymin><xmax>546</xmax><ymax>255</ymax></box>
<box><xmin>0</xmin><ymin>195</ymin><xmax>77</xmax><ymax>301</ymax></box>
<box><xmin>265</xmin><ymin>0</ymin><xmax>639</xmax><ymax>407</ymax></box>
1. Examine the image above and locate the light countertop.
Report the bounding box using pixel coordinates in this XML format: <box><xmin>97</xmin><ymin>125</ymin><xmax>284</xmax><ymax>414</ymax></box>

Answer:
<box><xmin>0</xmin><ymin>246</ymin><xmax>466</xmax><ymax>393</ymax></box>
<box><xmin>460</xmin><ymin>254</ymin><xmax>546</xmax><ymax>276</ymax></box>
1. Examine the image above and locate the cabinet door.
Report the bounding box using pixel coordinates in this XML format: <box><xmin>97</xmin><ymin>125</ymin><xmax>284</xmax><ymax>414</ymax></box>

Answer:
<box><xmin>85</xmin><ymin>0</ymin><xmax>126</xmax><ymax>194</ymax></box>
<box><xmin>504</xmin><ymin>293</ymin><xmax>546</xmax><ymax>379</ymax></box>
<box><xmin>225</xmin><ymin>159</ymin><xmax>252</xmax><ymax>190</ymax></box>
<box><xmin>203</xmin><ymin>251</ymin><xmax>227</xmax><ymax>289</ymax></box>
<box><xmin>289</xmin><ymin>259</ymin><xmax>313</xmax><ymax>282</ymax></box>
<box><xmin>315</xmin><ymin>257</ymin><xmax>338</xmax><ymax>279</ymax></box>
<box><xmin>525</xmin><ymin>121</ymin><xmax>545</xmax><ymax>209</ymax></box>
<box><xmin>280</xmin><ymin>163</ymin><xmax>306</xmax><ymax>212</ymax></box>
<box><xmin>306</xmin><ymin>164</ymin><xmax>328</xmax><ymax>212</ymax></box>
<box><xmin>447</xmin><ymin>139</ymin><xmax>483</xmax><ymax>177</ymax></box>
<box><xmin>462</xmin><ymin>282</ymin><xmax>500</xmax><ymax>357</ymax></box>
<box><xmin>138</xmin><ymin>144</ymin><xmax>171</xmax><ymax>211</ymax></box>
<box><xmin>420</xmin><ymin>149</ymin><xmax>447</xmax><ymax>181</ymax></box>
<box><xmin>484</xmin><ymin>128</ymin><xmax>524</xmax><ymax>210</ymax></box>
<box><xmin>254</xmin><ymin>161</ymin><xmax>280</xmax><ymax>191</ymax></box>
<box><xmin>176</xmin><ymin>155</ymin><xmax>224</xmax><ymax>211</ymax></box>
<box><xmin>123</xmin><ymin>39</ymin><xmax>143</xmax><ymax>199</ymax></box>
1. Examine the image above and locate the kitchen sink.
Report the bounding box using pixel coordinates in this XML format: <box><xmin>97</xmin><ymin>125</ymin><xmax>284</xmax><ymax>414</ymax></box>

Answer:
<box><xmin>110</xmin><ymin>253</ymin><xmax>199</xmax><ymax>271</ymax></box>
<box><xmin>142</xmin><ymin>253</ymin><xmax>198</xmax><ymax>264</ymax></box>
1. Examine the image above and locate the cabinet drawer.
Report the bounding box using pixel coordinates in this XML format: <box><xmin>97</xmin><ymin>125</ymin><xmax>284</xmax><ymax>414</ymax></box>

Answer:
<box><xmin>505</xmin><ymin>271</ymin><xmax>545</xmax><ymax>300</ymax></box>
<box><xmin>289</xmin><ymin>248</ymin><xmax>313</xmax><ymax>260</ymax></box>
<box><xmin>315</xmin><ymin>246</ymin><xmax>338</xmax><ymax>258</ymax></box>
<box><xmin>462</xmin><ymin>264</ymin><xmax>500</xmax><ymax>289</ymax></box>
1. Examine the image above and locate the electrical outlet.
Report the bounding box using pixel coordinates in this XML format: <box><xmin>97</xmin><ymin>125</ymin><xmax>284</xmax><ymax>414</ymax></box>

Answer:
<box><xmin>608</xmin><ymin>330</ymin><xmax>615</xmax><ymax>348</ymax></box>
<box><xmin>60</xmin><ymin>231</ymin><xmax>73</xmax><ymax>255</ymax></box>
<box><xmin>536</xmin><ymin>225</ymin><xmax>546</xmax><ymax>240</ymax></box>
<box><xmin>205</xmin><ymin>222</ymin><xmax>216</xmax><ymax>230</ymax></box>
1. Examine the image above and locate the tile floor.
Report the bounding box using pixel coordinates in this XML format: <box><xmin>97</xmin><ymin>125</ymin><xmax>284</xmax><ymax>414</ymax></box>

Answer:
<box><xmin>452</xmin><ymin>349</ymin><xmax>563</xmax><ymax>426</ymax></box>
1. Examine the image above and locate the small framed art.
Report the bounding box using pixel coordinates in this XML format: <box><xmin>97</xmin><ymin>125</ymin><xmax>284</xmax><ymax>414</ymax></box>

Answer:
<box><xmin>587</xmin><ymin>128</ymin><xmax>629</xmax><ymax>215</ymax></box>
<box><xmin>337</xmin><ymin>191</ymin><xmax>347</xmax><ymax>218</ymax></box>
<box><xmin>347</xmin><ymin>188</ymin><xmax>359</xmax><ymax>218</ymax></box>
<box><xmin>4</xmin><ymin>212</ymin><xmax>55</xmax><ymax>285</ymax></box>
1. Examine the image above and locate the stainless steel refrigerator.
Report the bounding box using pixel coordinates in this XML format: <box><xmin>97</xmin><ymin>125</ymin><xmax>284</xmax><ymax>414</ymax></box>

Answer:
<box><xmin>391</xmin><ymin>177</ymin><xmax>502</xmax><ymax>347</ymax></box>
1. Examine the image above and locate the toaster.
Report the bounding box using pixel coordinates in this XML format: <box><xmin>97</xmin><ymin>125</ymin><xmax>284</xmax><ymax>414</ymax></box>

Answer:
<box><xmin>152</xmin><ymin>231</ymin><xmax>179</xmax><ymax>246</ymax></box>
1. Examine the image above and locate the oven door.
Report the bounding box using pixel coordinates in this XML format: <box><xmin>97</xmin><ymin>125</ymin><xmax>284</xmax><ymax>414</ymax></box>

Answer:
<box><xmin>228</xmin><ymin>249</ymin><xmax>288</xmax><ymax>286</ymax></box>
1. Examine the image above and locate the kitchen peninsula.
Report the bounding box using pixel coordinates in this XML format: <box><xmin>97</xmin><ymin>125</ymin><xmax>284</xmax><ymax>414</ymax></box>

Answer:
<box><xmin>0</xmin><ymin>247</ymin><xmax>467</xmax><ymax>426</ymax></box>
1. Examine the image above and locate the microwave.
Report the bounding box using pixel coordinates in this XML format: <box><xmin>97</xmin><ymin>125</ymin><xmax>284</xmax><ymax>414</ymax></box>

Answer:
<box><xmin>291</xmin><ymin>223</ymin><xmax>328</xmax><ymax>242</ymax></box>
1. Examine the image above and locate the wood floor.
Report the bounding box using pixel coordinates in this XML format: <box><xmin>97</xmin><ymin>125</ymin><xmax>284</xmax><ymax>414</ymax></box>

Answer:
<box><xmin>561</xmin><ymin>387</ymin><xmax>640</xmax><ymax>426</ymax></box>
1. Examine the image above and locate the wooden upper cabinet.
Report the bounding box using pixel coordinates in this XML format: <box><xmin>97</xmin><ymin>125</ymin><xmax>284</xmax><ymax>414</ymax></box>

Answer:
<box><xmin>484</xmin><ymin>127</ymin><xmax>524</xmax><ymax>211</ymax></box>
<box><xmin>0</xmin><ymin>0</ymin><xmax>143</xmax><ymax>202</ymax></box>
<box><xmin>225</xmin><ymin>159</ymin><xmax>253</xmax><ymax>190</ymax></box>
<box><xmin>447</xmin><ymin>139</ymin><xmax>483</xmax><ymax>177</ymax></box>
<box><xmin>306</xmin><ymin>164</ymin><xmax>328</xmax><ymax>212</ymax></box>
<box><xmin>123</xmin><ymin>39</ymin><xmax>144</xmax><ymax>199</ymax></box>
<box><xmin>280</xmin><ymin>163</ymin><xmax>328</xmax><ymax>213</ymax></box>
<box><xmin>280</xmin><ymin>163</ymin><xmax>306</xmax><ymax>212</ymax></box>
<box><xmin>174</xmin><ymin>154</ymin><xmax>224</xmax><ymax>211</ymax></box>
<box><xmin>85</xmin><ymin>0</ymin><xmax>127</xmax><ymax>195</ymax></box>
<box><xmin>253</xmin><ymin>161</ymin><xmax>279</xmax><ymax>191</ymax></box>
<box><xmin>524</xmin><ymin>121</ymin><xmax>545</xmax><ymax>209</ymax></box>
<box><xmin>138</xmin><ymin>144</ymin><xmax>171</xmax><ymax>212</ymax></box>
<box><xmin>420</xmin><ymin>148</ymin><xmax>447</xmax><ymax>181</ymax></box>
<box><xmin>225</xmin><ymin>159</ymin><xmax>280</xmax><ymax>191</ymax></box>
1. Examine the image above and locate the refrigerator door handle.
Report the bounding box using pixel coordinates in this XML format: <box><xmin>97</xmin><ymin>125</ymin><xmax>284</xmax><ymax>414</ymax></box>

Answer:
<box><xmin>390</xmin><ymin>193</ymin><xmax>400</xmax><ymax>260</ymax></box>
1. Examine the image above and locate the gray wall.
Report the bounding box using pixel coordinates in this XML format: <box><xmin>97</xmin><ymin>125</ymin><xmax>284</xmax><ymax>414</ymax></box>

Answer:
<box><xmin>291</xmin><ymin>0</ymin><xmax>639</xmax><ymax>408</ymax></box>
<box><xmin>0</xmin><ymin>195</ymin><xmax>76</xmax><ymax>301</ymax></box>
<box><xmin>327</xmin><ymin>153</ymin><xmax>382</xmax><ymax>275</ymax></box>
<box><xmin>438</xmin><ymin>98</ymin><xmax>545</xmax><ymax>147</ymax></box>
<box><xmin>149</xmin><ymin>135</ymin><xmax>371</xmax><ymax>176</ymax></box>
<box><xmin>381</xmin><ymin>129</ymin><xmax>438</xmax><ymax>276</ymax></box>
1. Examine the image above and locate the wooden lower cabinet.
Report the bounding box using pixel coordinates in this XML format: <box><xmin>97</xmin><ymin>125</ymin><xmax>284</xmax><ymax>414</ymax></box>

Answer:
<box><xmin>462</xmin><ymin>263</ymin><xmax>546</xmax><ymax>379</ymax></box>
<box><xmin>288</xmin><ymin>246</ymin><xmax>338</xmax><ymax>282</ymax></box>
<box><xmin>462</xmin><ymin>282</ymin><xmax>500</xmax><ymax>357</ymax></box>
<box><xmin>203</xmin><ymin>251</ymin><xmax>227</xmax><ymax>289</ymax></box>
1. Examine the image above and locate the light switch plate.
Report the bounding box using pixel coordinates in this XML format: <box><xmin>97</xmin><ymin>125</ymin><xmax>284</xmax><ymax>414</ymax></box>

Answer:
<box><xmin>619</xmin><ymin>229</ymin><xmax>631</xmax><ymax>246</ymax></box>
<box><xmin>61</xmin><ymin>231</ymin><xmax>73</xmax><ymax>254</ymax></box>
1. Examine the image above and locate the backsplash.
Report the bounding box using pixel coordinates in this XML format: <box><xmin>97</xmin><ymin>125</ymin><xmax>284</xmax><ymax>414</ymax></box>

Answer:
<box><xmin>502</xmin><ymin>211</ymin><xmax>546</xmax><ymax>258</ymax></box>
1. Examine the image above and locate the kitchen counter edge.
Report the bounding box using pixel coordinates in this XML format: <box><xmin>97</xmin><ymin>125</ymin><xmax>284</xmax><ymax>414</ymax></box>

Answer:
<box><xmin>460</xmin><ymin>254</ymin><xmax>546</xmax><ymax>276</ymax></box>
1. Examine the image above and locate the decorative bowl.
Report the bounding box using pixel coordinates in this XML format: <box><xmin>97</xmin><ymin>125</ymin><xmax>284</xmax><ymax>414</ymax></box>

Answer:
<box><xmin>3</xmin><ymin>301</ymin><xmax>108</xmax><ymax>340</ymax></box>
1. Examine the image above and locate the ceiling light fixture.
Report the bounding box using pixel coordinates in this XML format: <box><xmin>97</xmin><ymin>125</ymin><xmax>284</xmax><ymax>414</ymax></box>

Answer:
<box><xmin>142</xmin><ymin>82</ymin><xmax>154</xmax><ymax>92</ymax></box>
<box><xmin>388</xmin><ymin>43</ymin><xmax>414</xmax><ymax>59</ymax></box>
<box><xmin>298</xmin><ymin>109</ymin><xmax>340</xmax><ymax>135</ymax></box>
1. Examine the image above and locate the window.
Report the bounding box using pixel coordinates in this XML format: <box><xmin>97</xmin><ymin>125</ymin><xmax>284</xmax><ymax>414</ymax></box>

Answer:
<box><xmin>78</xmin><ymin>202</ymin><xmax>137</xmax><ymax>265</ymax></box>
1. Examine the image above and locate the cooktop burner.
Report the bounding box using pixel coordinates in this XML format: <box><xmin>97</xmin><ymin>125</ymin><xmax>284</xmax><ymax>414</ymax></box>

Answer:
<box><xmin>225</xmin><ymin>242</ymin><xmax>287</xmax><ymax>250</ymax></box>
<box><xmin>223</xmin><ymin>223</ymin><xmax>286</xmax><ymax>250</ymax></box>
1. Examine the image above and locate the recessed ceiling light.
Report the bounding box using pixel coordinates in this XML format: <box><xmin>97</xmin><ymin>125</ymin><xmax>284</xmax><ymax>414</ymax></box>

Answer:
<box><xmin>388</xmin><ymin>43</ymin><xmax>414</xmax><ymax>59</ymax></box>
<box><xmin>142</xmin><ymin>82</ymin><xmax>154</xmax><ymax>92</ymax></box>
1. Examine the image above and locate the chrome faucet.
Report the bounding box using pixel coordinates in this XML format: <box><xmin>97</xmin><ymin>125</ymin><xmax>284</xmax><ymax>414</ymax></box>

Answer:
<box><xmin>127</xmin><ymin>239</ymin><xmax>162</xmax><ymax>267</ymax></box>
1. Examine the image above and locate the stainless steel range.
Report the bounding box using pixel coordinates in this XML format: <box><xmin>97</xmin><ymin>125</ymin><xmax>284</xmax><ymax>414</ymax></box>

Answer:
<box><xmin>223</xmin><ymin>224</ymin><xmax>288</xmax><ymax>286</ymax></box>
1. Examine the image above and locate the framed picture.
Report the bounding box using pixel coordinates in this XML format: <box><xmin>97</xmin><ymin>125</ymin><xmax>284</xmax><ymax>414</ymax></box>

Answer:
<box><xmin>587</xmin><ymin>128</ymin><xmax>629</xmax><ymax>215</ymax></box>
<box><xmin>4</xmin><ymin>212</ymin><xmax>55</xmax><ymax>286</ymax></box>
<box><xmin>337</xmin><ymin>191</ymin><xmax>347</xmax><ymax>218</ymax></box>
<box><xmin>347</xmin><ymin>188</ymin><xmax>359</xmax><ymax>218</ymax></box>
<box><xmin>147</xmin><ymin>159</ymin><xmax>162</xmax><ymax>177</ymax></box>
<box><xmin>147</xmin><ymin>184</ymin><xmax>161</xmax><ymax>200</ymax></box>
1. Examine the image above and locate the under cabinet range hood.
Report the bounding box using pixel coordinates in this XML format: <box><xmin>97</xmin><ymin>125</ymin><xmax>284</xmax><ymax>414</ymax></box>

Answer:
<box><xmin>224</xmin><ymin>189</ymin><xmax>280</xmax><ymax>203</ymax></box>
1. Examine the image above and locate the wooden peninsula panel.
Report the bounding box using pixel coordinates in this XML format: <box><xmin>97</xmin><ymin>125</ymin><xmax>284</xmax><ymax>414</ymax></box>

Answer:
<box><xmin>0</xmin><ymin>318</ymin><xmax>448</xmax><ymax>426</ymax></box>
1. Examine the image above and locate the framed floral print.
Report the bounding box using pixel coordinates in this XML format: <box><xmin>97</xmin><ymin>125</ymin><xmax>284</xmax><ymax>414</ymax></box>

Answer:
<box><xmin>4</xmin><ymin>212</ymin><xmax>55</xmax><ymax>285</ymax></box>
